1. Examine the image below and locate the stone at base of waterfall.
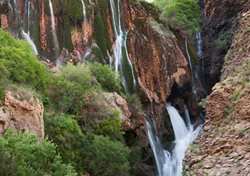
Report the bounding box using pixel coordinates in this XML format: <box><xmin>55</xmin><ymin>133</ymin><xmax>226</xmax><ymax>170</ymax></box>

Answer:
<box><xmin>0</xmin><ymin>91</ymin><xmax>44</xmax><ymax>139</ymax></box>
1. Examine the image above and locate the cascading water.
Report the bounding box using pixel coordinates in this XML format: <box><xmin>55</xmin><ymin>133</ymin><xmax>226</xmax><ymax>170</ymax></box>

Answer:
<box><xmin>146</xmin><ymin>121</ymin><xmax>166</xmax><ymax>176</ymax></box>
<box><xmin>21</xmin><ymin>0</ymin><xmax>38</xmax><ymax>55</ymax></box>
<box><xmin>21</xmin><ymin>30</ymin><xmax>38</xmax><ymax>55</ymax></box>
<box><xmin>26</xmin><ymin>0</ymin><xmax>30</xmax><ymax>35</ymax></box>
<box><xmin>124</xmin><ymin>31</ymin><xmax>136</xmax><ymax>91</ymax></box>
<box><xmin>80</xmin><ymin>0</ymin><xmax>87</xmax><ymax>23</ymax></box>
<box><xmin>185</xmin><ymin>39</ymin><xmax>196</xmax><ymax>96</ymax></box>
<box><xmin>49</xmin><ymin>0</ymin><xmax>60</xmax><ymax>63</ymax></box>
<box><xmin>11</xmin><ymin>0</ymin><xmax>38</xmax><ymax>55</ymax></box>
<box><xmin>196</xmin><ymin>32</ymin><xmax>203</xmax><ymax>59</ymax></box>
<box><xmin>147</xmin><ymin>104</ymin><xmax>202</xmax><ymax>176</ymax></box>
<box><xmin>195</xmin><ymin>32</ymin><xmax>206</xmax><ymax>92</ymax></box>
<box><xmin>109</xmin><ymin>0</ymin><xmax>136</xmax><ymax>94</ymax></box>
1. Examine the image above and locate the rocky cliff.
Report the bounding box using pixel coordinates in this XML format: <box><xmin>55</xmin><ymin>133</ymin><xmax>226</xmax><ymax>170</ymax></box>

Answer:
<box><xmin>185</xmin><ymin>0</ymin><xmax>250</xmax><ymax>175</ymax></box>
<box><xmin>0</xmin><ymin>90</ymin><xmax>44</xmax><ymax>139</ymax></box>
<box><xmin>0</xmin><ymin>0</ymin><xmax>198</xmax><ymax>139</ymax></box>
<box><xmin>202</xmin><ymin>0</ymin><xmax>250</xmax><ymax>90</ymax></box>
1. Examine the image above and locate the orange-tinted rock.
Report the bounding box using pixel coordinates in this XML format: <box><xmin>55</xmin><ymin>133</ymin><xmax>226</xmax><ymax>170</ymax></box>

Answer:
<box><xmin>0</xmin><ymin>91</ymin><xmax>44</xmax><ymax>139</ymax></box>
<box><xmin>122</xmin><ymin>0</ymin><xmax>190</xmax><ymax>133</ymax></box>
<box><xmin>0</xmin><ymin>14</ymin><xmax>8</xmax><ymax>29</ymax></box>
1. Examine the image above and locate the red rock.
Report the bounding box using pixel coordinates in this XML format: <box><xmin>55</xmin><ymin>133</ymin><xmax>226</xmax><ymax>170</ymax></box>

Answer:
<box><xmin>0</xmin><ymin>91</ymin><xmax>44</xmax><ymax>139</ymax></box>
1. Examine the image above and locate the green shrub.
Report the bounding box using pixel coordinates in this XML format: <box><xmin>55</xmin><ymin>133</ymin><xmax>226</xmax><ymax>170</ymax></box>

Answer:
<box><xmin>86</xmin><ymin>135</ymin><xmax>131</xmax><ymax>176</ymax></box>
<box><xmin>0</xmin><ymin>61</ymin><xmax>9</xmax><ymax>98</ymax></box>
<box><xmin>0</xmin><ymin>29</ymin><xmax>52</xmax><ymax>93</ymax></box>
<box><xmin>0</xmin><ymin>129</ymin><xmax>77</xmax><ymax>176</ymax></box>
<box><xmin>49</xmin><ymin>63</ymin><xmax>99</xmax><ymax>113</ymax></box>
<box><xmin>90</xmin><ymin>63</ymin><xmax>121</xmax><ymax>93</ymax></box>
<box><xmin>45</xmin><ymin>114</ymin><xmax>86</xmax><ymax>172</ymax></box>
<box><xmin>155</xmin><ymin>0</ymin><xmax>200</xmax><ymax>36</ymax></box>
<box><xmin>214</xmin><ymin>37</ymin><xmax>228</xmax><ymax>49</ymax></box>
<box><xmin>93</xmin><ymin>109</ymin><xmax>124</xmax><ymax>141</ymax></box>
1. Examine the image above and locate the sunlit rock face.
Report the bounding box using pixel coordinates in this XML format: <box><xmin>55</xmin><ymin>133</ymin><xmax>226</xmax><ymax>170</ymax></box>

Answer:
<box><xmin>0</xmin><ymin>91</ymin><xmax>44</xmax><ymax>139</ymax></box>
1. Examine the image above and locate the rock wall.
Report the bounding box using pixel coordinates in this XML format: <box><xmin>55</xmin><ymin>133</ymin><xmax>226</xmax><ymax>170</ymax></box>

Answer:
<box><xmin>202</xmin><ymin>0</ymin><xmax>250</xmax><ymax>90</ymax></box>
<box><xmin>185</xmin><ymin>1</ymin><xmax>250</xmax><ymax>175</ymax></box>
<box><xmin>0</xmin><ymin>91</ymin><xmax>44</xmax><ymax>139</ymax></box>
<box><xmin>122</xmin><ymin>0</ymin><xmax>191</xmax><ymax>134</ymax></box>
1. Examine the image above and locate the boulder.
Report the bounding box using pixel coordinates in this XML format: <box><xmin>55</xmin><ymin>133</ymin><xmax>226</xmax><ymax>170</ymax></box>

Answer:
<box><xmin>0</xmin><ymin>91</ymin><xmax>44</xmax><ymax>139</ymax></box>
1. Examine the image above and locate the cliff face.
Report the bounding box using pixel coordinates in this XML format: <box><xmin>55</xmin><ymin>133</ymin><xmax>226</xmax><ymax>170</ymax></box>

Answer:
<box><xmin>122</xmin><ymin>0</ymin><xmax>191</xmax><ymax>133</ymax></box>
<box><xmin>0</xmin><ymin>91</ymin><xmax>44</xmax><ymax>139</ymax></box>
<box><xmin>185</xmin><ymin>1</ymin><xmax>250</xmax><ymax>175</ymax></box>
<box><xmin>202</xmin><ymin>0</ymin><xmax>250</xmax><ymax>90</ymax></box>
<box><xmin>0</xmin><ymin>0</ymin><xmax>195</xmax><ymax>138</ymax></box>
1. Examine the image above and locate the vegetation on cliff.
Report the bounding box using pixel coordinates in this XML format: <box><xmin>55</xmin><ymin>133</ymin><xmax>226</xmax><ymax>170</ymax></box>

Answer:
<box><xmin>0</xmin><ymin>29</ymin><xmax>139</xmax><ymax>175</ymax></box>
<box><xmin>154</xmin><ymin>0</ymin><xmax>200</xmax><ymax>36</ymax></box>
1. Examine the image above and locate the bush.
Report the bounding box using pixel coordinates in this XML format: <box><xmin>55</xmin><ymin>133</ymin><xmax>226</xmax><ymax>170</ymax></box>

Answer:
<box><xmin>86</xmin><ymin>135</ymin><xmax>131</xmax><ymax>176</ymax></box>
<box><xmin>0</xmin><ymin>61</ymin><xmax>9</xmax><ymax>98</ymax></box>
<box><xmin>214</xmin><ymin>37</ymin><xmax>228</xmax><ymax>49</ymax></box>
<box><xmin>45</xmin><ymin>114</ymin><xmax>87</xmax><ymax>172</ymax></box>
<box><xmin>93</xmin><ymin>108</ymin><xmax>124</xmax><ymax>141</ymax></box>
<box><xmin>49</xmin><ymin>63</ymin><xmax>99</xmax><ymax>113</ymax></box>
<box><xmin>0</xmin><ymin>29</ymin><xmax>51</xmax><ymax>93</ymax></box>
<box><xmin>0</xmin><ymin>129</ymin><xmax>77</xmax><ymax>176</ymax></box>
<box><xmin>90</xmin><ymin>63</ymin><xmax>121</xmax><ymax>93</ymax></box>
<box><xmin>156</xmin><ymin>0</ymin><xmax>200</xmax><ymax>36</ymax></box>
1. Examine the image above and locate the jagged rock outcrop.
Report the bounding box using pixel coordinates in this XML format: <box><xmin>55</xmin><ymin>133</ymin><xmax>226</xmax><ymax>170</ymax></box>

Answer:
<box><xmin>103</xmin><ymin>92</ymin><xmax>134</xmax><ymax>131</ymax></box>
<box><xmin>0</xmin><ymin>91</ymin><xmax>44</xmax><ymax>139</ymax></box>
<box><xmin>185</xmin><ymin>2</ymin><xmax>250</xmax><ymax>175</ymax></box>
<box><xmin>202</xmin><ymin>0</ymin><xmax>250</xmax><ymax>90</ymax></box>
<box><xmin>86</xmin><ymin>92</ymin><xmax>148</xmax><ymax>147</ymax></box>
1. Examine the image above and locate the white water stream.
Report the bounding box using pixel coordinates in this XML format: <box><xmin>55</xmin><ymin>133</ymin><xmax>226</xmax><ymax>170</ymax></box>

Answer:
<box><xmin>80</xmin><ymin>0</ymin><xmax>87</xmax><ymax>23</ymax></box>
<box><xmin>109</xmin><ymin>0</ymin><xmax>136</xmax><ymax>94</ymax></box>
<box><xmin>147</xmin><ymin>104</ymin><xmax>202</xmax><ymax>176</ymax></box>
<box><xmin>22</xmin><ymin>30</ymin><xmax>38</xmax><ymax>55</ymax></box>
<box><xmin>49</xmin><ymin>0</ymin><xmax>60</xmax><ymax>62</ymax></box>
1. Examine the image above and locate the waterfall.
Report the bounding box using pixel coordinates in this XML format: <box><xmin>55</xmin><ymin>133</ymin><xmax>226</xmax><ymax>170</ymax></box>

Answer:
<box><xmin>147</xmin><ymin>104</ymin><xmax>202</xmax><ymax>176</ymax></box>
<box><xmin>10</xmin><ymin>0</ymin><xmax>38</xmax><ymax>55</ymax></box>
<box><xmin>146</xmin><ymin>121</ymin><xmax>166</xmax><ymax>176</ymax></box>
<box><xmin>185</xmin><ymin>39</ymin><xmax>196</xmax><ymax>95</ymax></box>
<box><xmin>124</xmin><ymin>31</ymin><xmax>136</xmax><ymax>91</ymax></box>
<box><xmin>195</xmin><ymin>32</ymin><xmax>206</xmax><ymax>92</ymax></box>
<box><xmin>27</xmin><ymin>0</ymin><xmax>30</xmax><ymax>35</ymax></box>
<box><xmin>196</xmin><ymin>32</ymin><xmax>203</xmax><ymax>59</ymax></box>
<box><xmin>109</xmin><ymin>0</ymin><xmax>136</xmax><ymax>94</ymax></box>
<box><xmin>21</xmin><ymin>0</ymin><xmax>38</xmax><ymax>55</ymax></box>
<box><xmin>49</xmin><ymin>0</ymin><xmax>60</xmax><ymax>62</ymax></box>
<box><xmin>80</xmin><ymin>0</ymin><xmax>87</xmax><ymax>23</ymax></box>
<box><xmin>22</xmin><ymin>30</ymin><xmax>38</xmax><ymax>55</ymax></box>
